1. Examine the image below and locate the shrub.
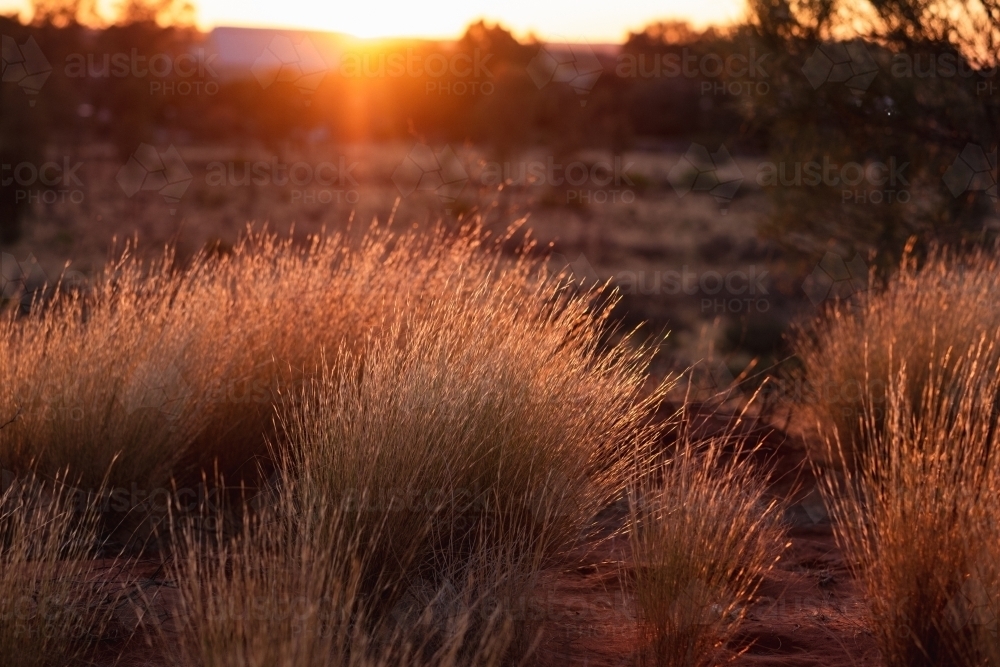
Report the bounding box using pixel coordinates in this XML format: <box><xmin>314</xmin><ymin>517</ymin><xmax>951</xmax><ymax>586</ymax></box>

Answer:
<box><xmin>169</xmin><ymin>222</ymin><xmax>667</xmax><ymax>664</ymax></box>
<box><xmin>628</xmin><ymin>405</ymin><xmax>786</xmax><ymax>667</ymax></box>
<box><xmin>820</xmin><ymin>343</ymin><xmax>1000</xmax><ymax>667</ymax></box>
<box><xmin>792</xmin><ymin>244</ymin><xmax>1000</xmax><ymax>466</ymax></box>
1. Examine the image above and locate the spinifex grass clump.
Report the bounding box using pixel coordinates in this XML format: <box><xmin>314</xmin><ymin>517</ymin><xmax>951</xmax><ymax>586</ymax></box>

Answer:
<box><xmin>0</xmin><ymin>223</ymin><xmax>550</xmax><ymax>530</ymax></box>
<box><xmin>0</xmin><ymin>472</ymin><xmax>129</xmax><ymax>667</ymax></box>
<box><xmin>284</xmin><ymin>309</ymin><xmax>659</xmax><ymax>625</ymax></box>
<box><xmin>793</xmin><ymin>244</ymin><xmax>1000</xmax><ymax>466</ymax></box>
<box><xmin>173</xmin><ymin>478</ymin><xmax>517</xmax><ymax>667</ymax></box>
<box><xmin>820</xmin><ymin>343</ymin><xmax>1000</xmax><ymax>667</ymax></box>
<box><xmin>628</xmin><ymin>404</ymin><xmax>786</xmax><ymax>667</ymax></box>
<box><xmin>799</xmin><ymin>246</ymin><xmax>1000</xmax><ymax>665</ymax></box>
<box><xmin>170</xmin><ymin>224</ymin><xmax>667</xmax><ymax>664</ymax></box>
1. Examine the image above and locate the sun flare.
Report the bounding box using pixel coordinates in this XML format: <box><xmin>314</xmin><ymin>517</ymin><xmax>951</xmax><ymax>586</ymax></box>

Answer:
<box><xmin>0</xmin><ymin>0</ymin><xmax>745</xmax><ymax>41</ymax></box>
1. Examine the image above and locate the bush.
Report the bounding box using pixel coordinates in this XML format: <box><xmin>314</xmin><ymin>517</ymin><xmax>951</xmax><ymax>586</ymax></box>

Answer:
<box><xmin>171</xmin><ymin>225</ymin><xmax>667</xmax><ymax>664</ymax></box>
<box><xmin>792</xmin><ymin>244</ymin><xmax>1000</xmax><ymax>466</ymax></box>
<box><xmin>820</xmin><ymin>343</ymin><xmax>1000</xmax><ymax>667</ymax></box>
<box><xmin>628</xmin><ymin>405</ymin><xmax>786</xmax><ymax>667</ymax></box>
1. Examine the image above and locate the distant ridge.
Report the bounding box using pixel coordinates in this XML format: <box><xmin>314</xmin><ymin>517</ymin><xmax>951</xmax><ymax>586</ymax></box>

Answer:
<box><xmin>206</xmin><ymin>26</ymin><xmax>352</xmax><ymax>70</ymax></box>
<box><xmin>202</xmin><ymin>25</ymin><xmax>621</xmax><ymax>81</ymax></box>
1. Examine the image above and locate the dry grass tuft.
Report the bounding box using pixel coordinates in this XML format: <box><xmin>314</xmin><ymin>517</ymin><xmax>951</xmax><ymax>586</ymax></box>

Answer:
<box><xmin>166</xmin><ymin>222</ymin><xmax>667</xmax><ymax>665</ymax></box>
<box><xmin>792</xmin><ymin>243</ymin><xmax>1000</xmax><ymax>466</ymax></box>
<box><xmin>797</xmin><ymin>246</ymin><xmax>1000</xmax><ymax>667</ymax></box>
<box><xmin>0</xmin><ymin>471</ymin><xmax>132</xmax><ymax>666</ymax></box>
<box><xmin>820</xmin><ymin>344</ymin><xmax>1000</xmax><ymax>667</ymax></box>
<box><xmin>628</xmin><ymin>402</ymin><xmax>786</xmax><ymax>667</ymax></box>
<box><xmin>0</xmin><ymin>223</ymin><xmax>567</xmax><ymax>535</ymax></box>
<box><xmin>172</xmin><ymin>486</ymin><xmax>518</xmax><ymax>667</ymax></box>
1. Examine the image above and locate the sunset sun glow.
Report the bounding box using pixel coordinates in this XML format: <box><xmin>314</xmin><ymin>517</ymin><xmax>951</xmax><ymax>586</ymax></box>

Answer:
<box><xmin>0</xmin><ymin>0</ymin><xmax>745</xmax><ymax>41</ymax></box>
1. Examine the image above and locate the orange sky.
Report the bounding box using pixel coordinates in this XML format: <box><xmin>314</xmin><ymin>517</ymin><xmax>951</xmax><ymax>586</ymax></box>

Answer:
<box><xmin>0</xmin><ymin>0</ymin><xmax>746</xmax><ymax>42</ymax></box>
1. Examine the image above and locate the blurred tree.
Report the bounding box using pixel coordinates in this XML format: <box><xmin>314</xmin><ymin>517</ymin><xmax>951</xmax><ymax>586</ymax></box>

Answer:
<box><xmin>457</xmin><ymin>21</ymin><xmax>537</xmax><ymax>156</ymax></box>
<box><xmin>747</xmin><ymin>0</ymin><xmax>1000</xmax><ymax>265</ymax></box>
<box><xmin>619</xmin><ymin>23</ymin><xmax>763</xmax><ymax>149</ymax></box>
<box><xmin>118</xmin><ymin>0</ymin><xmax>195</xmax><ymax>26</ymax></box>
<box><xmin>30</xmin><ymin>0</ymin><xmax>97</xmax><ymax>26</ymax></box>
<box><xmin>458</xmin><ymin>20</ymin><xmax>532</xmax><ymax>66</ymax></box>
<box><xmin>0</xmin><ymin>0</ymin><xmax>203</xmax><ymax>242</ymax></box>
<box><xmin>0</xmin><ymin>16</ymin><xmax>45</xmax><ymax>243</ymax></box>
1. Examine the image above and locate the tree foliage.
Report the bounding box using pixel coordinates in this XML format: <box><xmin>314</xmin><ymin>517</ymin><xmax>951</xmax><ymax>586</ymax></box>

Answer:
<box><xmin>747</xmin><ymin>0</ymin><xmax>999</xmax><ymax>263</ymax></box>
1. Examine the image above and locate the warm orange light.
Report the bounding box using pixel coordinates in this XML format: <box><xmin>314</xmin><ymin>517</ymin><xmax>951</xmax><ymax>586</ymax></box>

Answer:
<box><xmin>0</xmin><ymin>0</ymin><xmax>746</xmax><ymax>42</ymax></box>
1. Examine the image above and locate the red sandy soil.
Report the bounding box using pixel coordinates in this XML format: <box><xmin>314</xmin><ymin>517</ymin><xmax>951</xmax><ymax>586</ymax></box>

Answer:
<box><xmin>100</xmin><ymin>408</ymin><xmax>881</xmax><ymax>667</ymax></box>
